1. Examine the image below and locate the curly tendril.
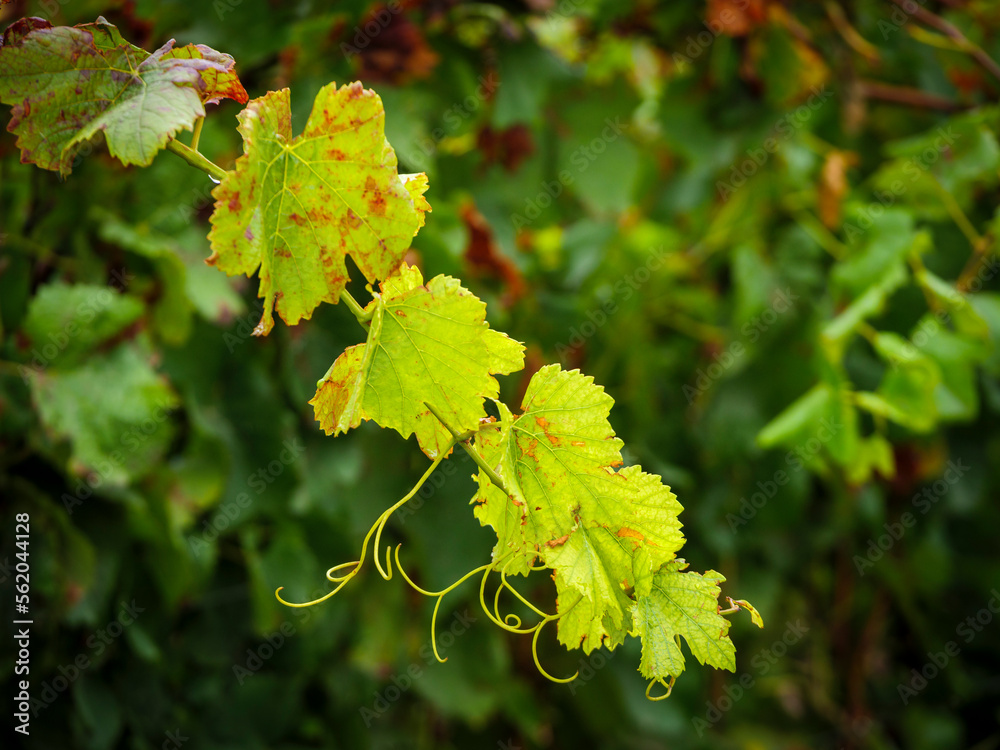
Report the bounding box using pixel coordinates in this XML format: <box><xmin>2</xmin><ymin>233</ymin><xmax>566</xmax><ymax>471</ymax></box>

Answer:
<box><xmin>274</xmin><ymin>406</ymin><xmax>748</xmax><ymax>694</ymax></box>
<box><xmin>275</xmin><ymin>447</ymin><xmax>582</xmax><ymax>685</ymax></box>
<box><xmin>646</xmin><ymin>676</ymin><xmax>676</xmax><ymax>701</ymax></box>
<box><xmin>274</xmin><ymin>435</ymin><xmax>457</xmax><ymax>607</ymax></box>
<box><xmin>391</xmin><ymin>544</ymin><xmax>495</xmax><ymax>663</ymax></box>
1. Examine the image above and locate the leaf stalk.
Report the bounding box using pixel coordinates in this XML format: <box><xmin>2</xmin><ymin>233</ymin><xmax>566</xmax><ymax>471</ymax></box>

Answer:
<box><xmin>339</xmin><ymin>289</ymin><xmax>374</xmax><ymax>325</ymax></box>
<box><xmin>424</xmin><ymin>401</ymin><xmax>509</xmax><ymax>495</ymax></box>
<box><xmin>190</xmin><ymin>116</ymin><xmax>204</xmax><ymax>152</ymax></box>
<box><xmin>165</xmin><ymin>138</ymin><xmax>228</xmax><ymax>182</ymax></box>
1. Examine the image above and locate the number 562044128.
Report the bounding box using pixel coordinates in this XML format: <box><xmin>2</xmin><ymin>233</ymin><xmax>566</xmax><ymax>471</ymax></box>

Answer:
<box><xmin>15</xmin><ymin>512</ymin><xmax>29</xmax><ymax>614</ymax></box>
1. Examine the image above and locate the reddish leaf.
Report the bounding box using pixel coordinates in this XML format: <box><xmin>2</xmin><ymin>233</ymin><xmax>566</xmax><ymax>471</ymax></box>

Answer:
<box><xmin>0</xmin><ymin>17</ymin><xmax>247</xmax><ymax>174</ymax></box>
<box><xmin>461</xmin><ymin>201</ymin><xmax>526</xmax><ymax>305</ymax></box>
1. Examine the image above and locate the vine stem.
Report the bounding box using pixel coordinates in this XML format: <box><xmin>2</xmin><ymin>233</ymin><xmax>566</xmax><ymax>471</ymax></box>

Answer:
<box><xmin>793</xmin><ymin>209</ymin><xmax>847</xmax><ymax>260</ymax></box>
<box><xmin>340</xmin><ymin>288</ymin><xmax>374</xmax><ymax>325</ymax></box>
<box><xmin>929</xmin><ymin>176</ymin><xmax>983</xmax><ymax>250</ymax></box>
<box><xmin>907</xmin><ymin>251</ymin><xmax>947</xmax><ymax>316</ymax></box>
<box><xmin>718</xmin><ymin>597</ymin><xmax>765</xmax><ymax>628</ymax></box>
<box><xmin>190</xmin><ymin>116</ymin><xmax>205</xmax><ymax>152</ymax></box>
<box><xmin>824</xmin><ymin>1</ymin><xmax>880</xmax><ymax>63</ymax></box>
<box><xmin>957</xmin><ymin>242</ymin><xmax>996</xmax><ymax>292</ymax></box>
<box><xmin>424</xmin><ymin>401</ymin><xmax>509</xmax><ymax>495</ymax></box>
<box><xmin>0</xmin><ymin>360</ymin><xmax>29</xmax><ymax>376</ymax></box>
<box><xmin>893</xmin><ymin>0</ymin><xmax>1000</xmax><ymax>83</ymax></box>
<box><xmin>165</xmin><ymin>138</ymin><xmax>228</xmax><ymax>182</ymax></box>
<box><xmin>854</xmin><ymin>80</ymin><xmax>960</xmax><ymax>112</ymax></box>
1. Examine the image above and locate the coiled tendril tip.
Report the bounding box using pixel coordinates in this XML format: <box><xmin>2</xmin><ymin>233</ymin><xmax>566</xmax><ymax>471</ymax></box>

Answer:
<box><xmin>646</xmin><ymin>676</ymin><xmax>676</xmax><ymax>701</ymax></box>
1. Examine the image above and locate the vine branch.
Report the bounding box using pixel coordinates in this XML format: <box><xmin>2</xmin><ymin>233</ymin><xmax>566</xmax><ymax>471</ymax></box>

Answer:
<box><xmin>165</xmin><ymin>138</ymin><xmax>228</xmax><ymax>182</ymax></box>
<box><xmin>893</xmin><ymin>0</ymin><xmax>1000</xmax><ymax>83</ymax></box>
<box><xmin>855</xmin><ymin>80</ymin><xmax>961</xmax><ymax>112</ymax></box>
<box><xmin>424</xmin><ymin>401</ymin><xmax>509</xmax><ymax>495</ymax></box>
<box><xmin>340</xmin><ymin>288</ymin><xmax>374</xmax><ymax>325</ymax></box>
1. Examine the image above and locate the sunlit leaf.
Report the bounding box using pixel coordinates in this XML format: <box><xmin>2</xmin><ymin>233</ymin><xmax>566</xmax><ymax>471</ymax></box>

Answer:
<box><xmin>207</xmin><ymin>83</ymin><xmax>430</xmax><ymax>335</ymax></box>
<box><xmin>310</xmin><ymin>264</ymin><xmax>523</xmax><ymax>458</ymax></box>
<box><xmin>630</xmin><ymin>561</ymin><xmax>736</xmax><ymax>680</ymax></box>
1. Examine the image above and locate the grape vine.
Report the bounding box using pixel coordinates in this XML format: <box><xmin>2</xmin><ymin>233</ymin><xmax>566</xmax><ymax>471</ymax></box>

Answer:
<box><xmin>0</xmin><ymin>15</ymin><xmax>762</xmax><ymax>698</ymax></box>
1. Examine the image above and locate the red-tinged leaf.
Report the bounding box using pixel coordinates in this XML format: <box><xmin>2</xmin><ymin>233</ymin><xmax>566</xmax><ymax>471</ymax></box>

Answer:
<box><xmin>351</xmin><ymin>5</ymin><xmax>439</xmax><ymax>85</ymax></box>
<box><xmin>0</xmin><ymin>17</ymin><xmax>247</xmax><ymax>174</ymax></box>
<box><xmin>159</xmin><ymin>44</ymin><xmax>248</xmax><ymax>105</ymax></box>
<box><xmin>461</xmin><ymin>201</ymin><xmax>526</xmax><ymax>306</ymax></box>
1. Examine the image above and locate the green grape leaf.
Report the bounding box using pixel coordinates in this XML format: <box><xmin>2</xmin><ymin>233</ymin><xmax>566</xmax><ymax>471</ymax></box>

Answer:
<box><xmin>27</xmin><ymin>342</ymin><xmax>179</xmax><ymax>485</ymax></box>
<box><xmin>93</xmin><ymin>211</ymin><xmax>195</xmax><ymax>344</ymax></box>
<box><xmin>555</xmin><ymin>580</ymin><xmax>630</xmax><ymax>654</ymax></box>
<box><xmin>914</xmin><ymin>266</ymin><xmax>990</xmax><ymax>340</ymax></box>
<box><xmin>0</xmin><ymin>17</ymin><xmax>247</xmax><ymax>175</ymax></box>
<box><xmin>821</xmin><ymin>261</ymin><xmax>908</xmax><ymax>358</ymax></box>
<box><xmin>309</xmin><ymin>264</ymin><xmax>524</xmax><ymax>458</ymax></box>
<box><xmin>21</xmin><ymin>281</ymin><xmax>144</xmax><ymax>368</ymax></box>
<box><xmin>846</xmin><ymin>434</ymin><xmax>896</xmax><ymax>485</ymax></box>
<box><xmin>757</xmin><ymin>382</ymin><xmax>832</xmax><ymax>448</ymax></box>
<box><xmin>832</xmin><ymin>210</ymin><xmax>916</xmax><ymax>298</ymax></box>
<box><xmin>630</xmin><ymin>561</ymin><xmax>736</xmax><ymax>680</ymax></box>
<box><xmin>548</xmin><ymin>468</ymin><xmax>685</xmax><ymax>652</ymax></box>
<box><xmin>909</xmin><ymin>316</ymin><xmax>988</xmax><ymax>422</ymax></box>
<box><xmin>473</xmin><ymin>365</ymin><xmax>685</xmax><ymax>582</ymax></box>
<box><xmin>472</xmin><ymin>399</ymin><xmax>529</xmax><ymax>561</ymax></box>
<box><xmin>549</xmin><ymin>525</ymin><xmax>636</xmax><ymax>653</ymax></box>
<box><xmin>207</xmin><ymin>83</ymin><xmax>431</xmax><ymax>336</ymax></box>
<box><xmin>617</xmin><ymin>465</ymin><xmax>685</xmax><ymax>569</ymax></box>
<box><xmin>472</xmin><ymin>364</ymin><xmax>626</xmax><ymax>573</ymax></box>
<box><xmin>867</xmin><ymin>330</ymin><xmax>941</xmax><ymax>431</ymax></box>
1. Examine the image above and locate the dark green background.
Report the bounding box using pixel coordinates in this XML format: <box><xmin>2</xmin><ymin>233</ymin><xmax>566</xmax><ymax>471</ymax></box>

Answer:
<box><xmin>2</xmin><ymin>1</ymin><xmax>1000</xmax><ymax>748</ymax></box>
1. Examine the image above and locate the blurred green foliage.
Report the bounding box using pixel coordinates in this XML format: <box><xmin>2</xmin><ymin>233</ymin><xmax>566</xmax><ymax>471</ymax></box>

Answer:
<box><xmin>2</xmin><ymin>1</ymin><xmax>1000</xmax><ymax>748</ymax></box>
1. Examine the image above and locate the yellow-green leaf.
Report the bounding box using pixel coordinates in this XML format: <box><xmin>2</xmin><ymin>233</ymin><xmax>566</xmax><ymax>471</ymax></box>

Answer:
<box><xmin>309</xmin><ymin>264</ymin><xmax>524</xmax><ymax>458</ymax></box>
<box><xmin>473</xmin><ymin>365</ymin><xmax>685</xmax><ymax>584</ymax></box>
<box><xmin>207</xmin><ymin>83</ymin><xmax>431</xmax><ymax>335</ymax></box>
<box><xmin>630</xmin><ymin>561</ymin><xmax>736</xmax><ymax>680</ymax></box>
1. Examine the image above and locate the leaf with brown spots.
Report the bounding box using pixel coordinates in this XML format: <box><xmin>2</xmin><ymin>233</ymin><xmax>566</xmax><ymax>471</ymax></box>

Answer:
<box><xmin>207</xmin><ymin>82</ymin><xmax>430</xmax><ymax>335</ymax></box>
<box><xmin>547</xmin><ymin>467</ymin><xmax>686</xmax><ymax>653</ymax></box>
<box><xmin>469</xmin><ymin>364</ymin><xmax>704</xmax><ymax>657</ymax></box>
<box><xmin>472</xmin><ymin>365</ymin><xmax>631</xmax><ymax>575</ymax></box>
<box><xmin>613</xmin><ymin>465</ymin><xmax>685</xmax><ymax>568</ymax></box>
<box><xmin>0</xmin><ymin>17</ymin><xmax>247</xmax><ymax>175</ymax></box>
<box><xmin>309</xmin><ymin>263</ymin><xmax>524</xmax><ymax>459</ymax></box>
